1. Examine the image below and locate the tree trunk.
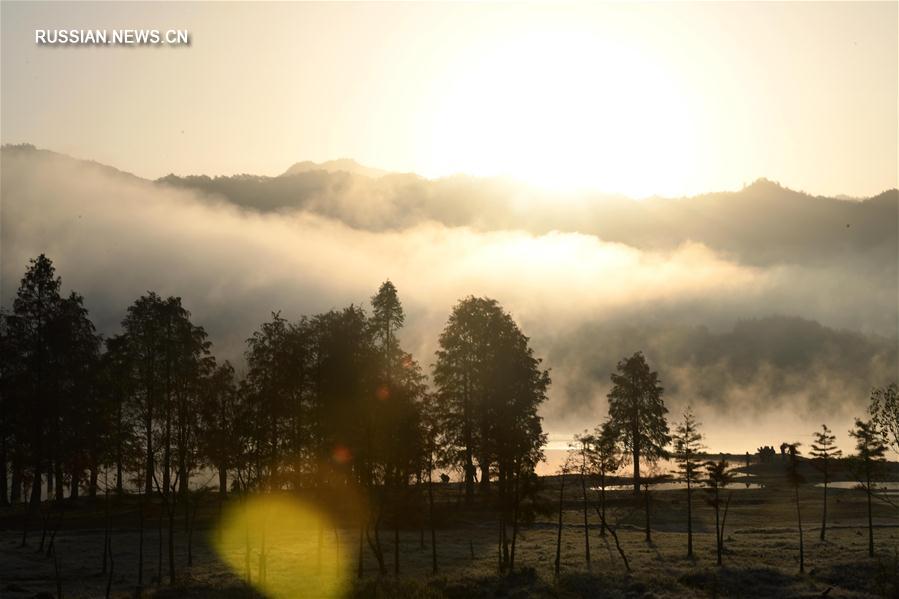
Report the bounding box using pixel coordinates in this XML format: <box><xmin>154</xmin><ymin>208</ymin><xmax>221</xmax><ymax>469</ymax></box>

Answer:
<box><xmin>137</xmin><ymin>489</ymin><xmax>144</xmax><ymax>596</ymax></box>
<box><xmin>599</xmin><ymin>471</ymin><xmax>606</xmax><ymax>537</ymax></box>
<box><xmin>115</xmin><ymin>400</ymin><xmax>124</xmax><ymax>495</ymax></box>
<box><xmin>686</xmin><ymin>481</ymin><xmax>693</xmax><ymax>557</ymax></box>
<box><xmin>168</xmin><ymin>499</ymin><xmax>176</xmax><ymax>584</ymax></box>
<box><xmin>554</xmin><ymin>472</ymin><xmax>565</xmax><ymax>576</ymax></box>
<box><xmin>145</xmin><ymin>412</ymin><xmax>153</xmax><ymax>496</ymax></box>
<box><xmin>219</xmin><ymin>465</ymin><xmax>227</xmax><ymax>496</ymax></box>
<box><xmin>819</xmin><ymin>458</ymin><xmax>827</xmax><ymax>541</ymax></box>
<box><xmin>632</xmin><ymin>422</ymin><xmax>641</xmax><ymax>495</ymax></box>
<box><xmin>644</xmin><ymin>486</ymin><xmax>651</xmax><ymax>542</ymax></box>
<box><xmin>29</xmin><ymin>458</ymin><xmax>42</xmax><ymax>509</ymax></box>
<box><xmin>393</xmin><ymin>517</ymin><xmax>400</xmax><ymax>576</ymax></box>
<box><xmin>595</xmin><ymin>505</ymin><xmax>631</xmax><ymax>572</ymax></box>
<box><xmin>795</xmin><ymin>484</ymin><xmax>804</xmax><ymax>573</ymax></box>
<box><xmin>357</xmin><ymin>521</ymin><xmax>364</xmax><ymax>579</ymax></box>
<box><xmin>509</xmin><ymin>476</ymin><xmax>520</xmax><ymax>574</ymax></box>
<box><xmin>427</xmin><ymin>466</ymin><xmax>437</xmax><ymax>575</ymax></box>
<box><xmin>102</xmin><ymin>477</ymin><xmax>110</xmax><ymax>574</ymax></box>
<box><xmin>0</xmin><ymin>435</ymin><xmax>7</xmax><ymax>506</ymax></box>
<box><xmin>11</xmin><ymin>456</ymin><xmax>23</xmax><ymax>504</ymax></box>
<box><xmin>714</xmin><ymin>486</ymin><xmax>721</xmax><ymax>566</ymax></box>
<box><xmin>580</xmin><ymin>468</ymin><xmax>591</xmax><ymax>567</ymax></box>
<box><xmin>70</xmin><ymin>464</ymin><xmax>80</xmax><ymax>499</ymax></box>
<box><xmin>55</xmin><ymin>461</ymin><xmax>64</xmax><ymax>501</ymax></box>
<box><xmin>89</xmin><ymin>467</ymin><xmax>99</xmax><ymax>500</ymax></box>
<box><xmin>865</xmin><ymin>460</ymin><xmax>874</xmax><ymax>558</ymax></box>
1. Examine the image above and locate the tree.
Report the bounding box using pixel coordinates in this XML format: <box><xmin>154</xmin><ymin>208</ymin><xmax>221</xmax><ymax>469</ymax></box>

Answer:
<box><xmin>587</xmin><ymin>419</ymin><xmax>621</xmax><ymax>537</ymax></box>
<box><xmin>672</xmin><ymin>408</ymin><xmax>704</xmax><ymax>557</ymax></box>
<box><xmin>849</xmin><ymin>418</ymin><xmax>887</xmax><ymax>558</ymax></box>
<box><xmin>369</xmin><ymin>280</ymin><xmax>427</xmax><ymax>577</ymax></box>
<box><xmin>10</xmin><ymin>255</ymin><xmax>63</xmax><ymax>508</ymax></box>
<box><xmin>784</xmin><ymin>443</ymin><xmax>805</xmax><ymax>573</ymax></box>
<box><xmin>553</xmin><ymin>455</ymin><xmax>573</xmax><ymax>577</ymax></box>
<box><xmin>433</xmin><ymin>296</ymin><xmax>548</xmax><ymax>571</ymax></box>
<box><xmin>433</xmin><ymin>296</ymin><xmax>549</xmax><ymax>511</ymax></box>
<box><xmin>572</xmin><ymin>432</ymin><xmax>592</xmax><ymax>569</ymax></box>
<box><xmin>101</xmin><ymin>335</ymin><xmax>137</xmax><ymax>495</ymax></box>
<box><xmin>606</xmin><ymin>351</ymin><xmax>670</xmax><ymax>495</ymax></box>
<box><xmin>704</xmin><ymin>459</ymin><xmax>734</xmax><ymax>566</ymax></box>
<box><xmin>197</xmin><ymin>361</ymin><xmax>239</xmax><ymax>496</ymax></box>
<box><xmin>809</xmin><ymin>424</ymin><xmax>841</xmax><ymax>541</ymax></box>
<box><xmin>50</xmin><ymin>292</ymin><xmax>103</xmax><ymax>500</ymax></box>
<box><xmin>869</xmin><ymin>384</ymin><xmax>899</xmax><ymax>453</ymax></box>
<box><xmin>120</xmin><ymin>293</ymin><xmax>165</xmax><ymax>496</ymax></box>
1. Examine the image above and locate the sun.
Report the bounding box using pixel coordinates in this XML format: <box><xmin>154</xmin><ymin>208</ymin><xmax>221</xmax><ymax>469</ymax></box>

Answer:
<box><xmin>424</xmin><ymin>27</ymin><xmax>700</xmax><ymax>197</ymax></box>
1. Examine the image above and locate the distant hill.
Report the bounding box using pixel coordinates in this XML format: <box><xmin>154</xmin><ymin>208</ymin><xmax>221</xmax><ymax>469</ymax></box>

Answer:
<box><xmin>155</xmin><ymin>159</ymin><xmax>897</xmax><ymax>269</ymax></box>
<box><xmin>5</xmin><ymin>143</ymin><xmax>897</xmax><ymax>269</ymax></box>
<box><xmin>281</xmin><ymin>159</ymin><xmax>387</xmax><ymax>179</ymax></box>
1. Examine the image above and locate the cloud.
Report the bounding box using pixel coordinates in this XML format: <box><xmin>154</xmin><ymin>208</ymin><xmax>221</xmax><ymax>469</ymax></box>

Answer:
<box><xmin>2</xmin><ymin>146</ymin><xmax>896</xmax><ymax>453</ymax></box>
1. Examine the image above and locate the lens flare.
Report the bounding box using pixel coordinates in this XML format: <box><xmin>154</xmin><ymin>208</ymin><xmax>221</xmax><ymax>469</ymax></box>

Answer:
<box><xmin>214</xmin><ymin>494</ymin><xmax>349</xmax><ymax>598</ymax></box>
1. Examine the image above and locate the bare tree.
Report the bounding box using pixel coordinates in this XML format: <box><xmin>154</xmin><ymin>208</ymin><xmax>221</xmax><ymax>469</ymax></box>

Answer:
<box><xmin>784</xmin><ymin>443</ymin><xmax>805</xmax><ymax>572</ymax></box>
<box><xmin>849</xmin><ymin>418</ymin><xmax>887</xmax><ymax>558</ymax></box>
<box><xmin>704</xmin><ymin>459</ymin><xmax>734</xmax><ymax>566</ymax></box>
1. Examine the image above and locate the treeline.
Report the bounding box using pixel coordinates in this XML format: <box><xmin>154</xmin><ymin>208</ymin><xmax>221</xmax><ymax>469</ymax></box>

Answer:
<box><xmin>0</xmin><ymin>254</ymin><xmax>549</xmax><ymax>575</ymax></box>
<box><xmin>1</xmin><ymin>254</ymin><xmax>898</xmax><ymax>587</ymax></box>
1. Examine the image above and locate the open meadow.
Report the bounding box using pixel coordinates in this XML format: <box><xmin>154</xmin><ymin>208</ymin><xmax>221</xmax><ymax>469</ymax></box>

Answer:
<box><xmin>2</xmin><ymin>462</ymin><xmax>898</xmax><ymax>599</ymax></box>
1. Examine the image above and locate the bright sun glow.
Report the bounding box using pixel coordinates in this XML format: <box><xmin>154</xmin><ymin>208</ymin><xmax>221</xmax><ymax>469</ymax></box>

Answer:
<box><xmin>214</xmin><ymin>494</ymin><xmax>350</xmax><ymax>598</ymax></box>
<box><xmin>426</xmin><ymin>27</ymin><xmax>701</xmax><ymax>197</ymax></box>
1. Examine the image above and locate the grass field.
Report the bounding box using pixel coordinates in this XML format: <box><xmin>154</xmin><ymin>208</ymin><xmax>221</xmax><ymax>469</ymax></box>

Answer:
<box><xmin>2</xmin><ymin>464</ymin><xmax>897</xmax><ymax>598</ymax></box>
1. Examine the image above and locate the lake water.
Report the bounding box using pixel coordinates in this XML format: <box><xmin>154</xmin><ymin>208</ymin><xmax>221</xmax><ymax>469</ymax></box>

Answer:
<box><xmin>816</xmin><ymin>481</ymin><xmax>899</xmax><ymax>494</ymax></box>
<box><xmin>591</xmin><ymin>477</ymin><xmax>763</xmax><ymax>492</ymax></box>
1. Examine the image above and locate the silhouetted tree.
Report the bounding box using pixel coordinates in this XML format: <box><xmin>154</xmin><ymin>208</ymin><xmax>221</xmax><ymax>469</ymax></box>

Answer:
<box><xmin>121</xmin><ymin>293</ymin><xmax>166</xmax><ymax>496</ymax></box>
<box><xmin>101</xmin><ymin>335</ymin><xmax>136</xmax><ymax>495</ymax></box>
<box><xmin>870</xmin><ymin>383</ymin><xmax>899</xmax><ymax>453</ymax></box>
<box><xmin>672</xmin><ymin>408</ymin><xmax>704</xmax><ymax>557</ymax></box>
<box><xmin>553</xmin><ymin>455</ymin><xmax>573</xmax><ymax>577</ymax></box>
<box><xmin>784</xmin><ymin>443</ymin><xmax>805</xmax><ymax>573</ymax></box>
<box><xmin>433</xmin><ymin>296</ymin><xmax>549</xmax><ymax>534</ymax></box>
<box><xmin>197</xmin><ymin>361</ymin><xmax>239</xmax><ymax>496</ymax></box>
<box><xmin>606</xmin><ymin>351</ymin><xmax>669</xmax><ymax>495</ymax></box>
<box><xmin>9</xmin><ymin>255</ymin><xmax>64</xmax><ymax>508</ymax></box>
<box><xmin>572</xmin><ymin>432</ymin><xmax>592</xmax><ymax>568</ymax></box>
<box><xmin>850</xmin><ymin>418</ymin><xmax>887</xmax><ymax>558</ymax></box>
<box><xmin>810</xmin><ymin>424</ymin><xmax>841</xmax><ymax>541</ymax></box>
<box><xmin>704</xmin><ymin>459</ymin><xmax>734</xmax><ymax>565</ymax></box>
<box><xmin>370</xmin><ymin>281</ymin><xmax>427</xmax><ymax>577</ymax></box>
<box><xmin>756</xmin><ymin>446</ymin><xmax>776</xmax><ymax>463</ymax></box>
<box><xmin>587</xmin><ymin>419</ymin><xmax>621</xmax><ymax>537</ymax></box>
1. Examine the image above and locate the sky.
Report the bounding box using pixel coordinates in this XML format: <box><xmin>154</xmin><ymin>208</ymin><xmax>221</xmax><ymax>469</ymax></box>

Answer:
<box><xmin>1</xmin><ymin>2</ymin><xmax>897</xmax><ymax>467</ymax></box>
<box><xmin>2</xmin><ymin>1</ymin><xmax>897</xmax><ymax>198</ymax></box>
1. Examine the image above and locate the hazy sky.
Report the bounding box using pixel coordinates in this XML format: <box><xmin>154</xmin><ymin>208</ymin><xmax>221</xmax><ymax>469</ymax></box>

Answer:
<box><xmin>2</xmin><ymin>2</ymin><xmax>896</xmax><ymax>198</ymax></box>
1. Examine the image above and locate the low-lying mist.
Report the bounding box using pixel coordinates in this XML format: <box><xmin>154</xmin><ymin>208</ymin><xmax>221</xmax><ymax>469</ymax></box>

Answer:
<box><xmin>2</xmin><ymin>145</ymin><xmax>896</xmax><ymax>455</ymax></box>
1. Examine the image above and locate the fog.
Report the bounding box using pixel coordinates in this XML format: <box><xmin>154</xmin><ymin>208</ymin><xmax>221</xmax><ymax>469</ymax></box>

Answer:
<box><xmin>2</xmin><ymin>145</ymin><xmax>896</xmax><ymax>456</ymax></box>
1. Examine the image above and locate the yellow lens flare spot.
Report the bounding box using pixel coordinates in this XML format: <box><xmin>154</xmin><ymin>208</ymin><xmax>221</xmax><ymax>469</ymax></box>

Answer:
<box><xmin>214</xmin><ymin>494</ymin><xmax>349</xmax><ymax>599</ymax></box>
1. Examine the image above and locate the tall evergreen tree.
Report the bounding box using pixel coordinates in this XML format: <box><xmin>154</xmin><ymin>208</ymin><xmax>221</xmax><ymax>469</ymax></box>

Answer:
<box><xmin>809</xmin><ymin>424</ymin><xmax>841</xmax><ymax>541</ymax></box>
<box><xmin>671</xmin><ymin>408</ymin><xmax>704</xmax><ymax>557</ymax></box>
<box><xmin>606</xmin><ymin>351</ymin><xmax>670</xmax><ymax>495</ymax></box>
<box><xmin>10</xmin><ymin>255</ymin><xmax>63</xmax><ymax>508</ymax></box>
